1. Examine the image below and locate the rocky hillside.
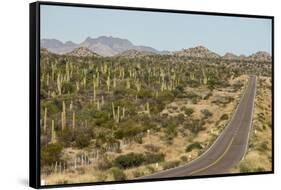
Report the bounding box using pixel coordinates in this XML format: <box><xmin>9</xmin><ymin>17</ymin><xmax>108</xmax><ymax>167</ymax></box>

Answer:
<box><xmin>66</xmin><ymin>47</ymin><xmax>100</xmax><ymax>57</ymax></box>
<box><xmin>248</xmin><ymin>51</ymin><xmax>272</xmax><ymax>62</ymax></box>
<box><xmin>115</xmin><ymin>49</ymin><xmax>156</xmax><ymax>58</ymax></box>
<box><xmin>175</xmin><ymin>46</ymin><xmax>220</xmax><ymax>59</ymax></box>
<box><xmin>222</xmin><ymin>53</ymin><xmax>239</xmax><ymax>60</ymax></box>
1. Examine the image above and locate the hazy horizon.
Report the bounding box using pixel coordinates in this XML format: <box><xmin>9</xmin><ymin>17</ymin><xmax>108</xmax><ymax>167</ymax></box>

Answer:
<box><xmin>41</xmin><ymin>5</ymin><xmax>272</xmax><ymax>56</ymax></box>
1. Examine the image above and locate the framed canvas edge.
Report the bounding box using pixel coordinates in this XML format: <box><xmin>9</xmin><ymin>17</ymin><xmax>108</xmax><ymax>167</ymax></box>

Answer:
<box><xmin>29</xmin><ymin>1</ymin><xmax>275</xmax><ymax>189</ymax></box>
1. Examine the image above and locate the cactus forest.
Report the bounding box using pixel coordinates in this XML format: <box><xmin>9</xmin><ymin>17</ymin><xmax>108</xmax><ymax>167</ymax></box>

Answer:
<box><xmin>39</xmin><ymin>48</ymin><xmax>272</xmax><ymax>184</ymax></box>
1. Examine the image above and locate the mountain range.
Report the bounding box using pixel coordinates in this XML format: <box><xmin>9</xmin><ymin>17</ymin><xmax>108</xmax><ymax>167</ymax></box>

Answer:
<box><xmin>41</xmin><ymin>36</ymin><xmax>272</xmax><ymax>62</ymax></box>
<box><xmin>41</xmin><ymin>36</ymin><xmax>159</xmax><ymax>57</ymax></box>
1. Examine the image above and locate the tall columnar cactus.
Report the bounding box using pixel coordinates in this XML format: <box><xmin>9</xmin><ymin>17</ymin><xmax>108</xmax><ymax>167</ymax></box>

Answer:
<box><xmin>155</xmin><ymin>91</ymin><xmax>159</xmax><ymax>98</ymax></box>
<box><xmin>106</xmin><ymin>75</ymin><xmax>111</xmax><ymax>92</ymax></box>
<box><xmin>66</xmin><ymin>63</ymin><xmax>70</xmax><ymax>82</ymax></box>
<box><xmin>83</xmin><ymin>76</ymin><xmax>87</xmax><ymax>88</ymax></box>
<box><xmin>135</xmin><ymin>80</ymin><xmax>141</xmax><ymax>92</ymax></box>
<box><xmin>93</xmin><ymin>80</ymin><xmax>96</xmax><ymax>102</ymax></box>
<box><xmin>117</xmin><ymin>106</ymin><xmax>120</xmax><ymax>123</ymax></box>
<box><xmin>202</xmin><ymin>68</ymin><xmax>208</xmax><ymax>85</ymax></box>
<box><xmin>97</xmin><ymin>71</ymin><xmax>100</xmax><ymax>87</ymax></box>
<box><xmin>57</xmin><ymin>73</ymin><xmax>62</xmax><ymax>95</ymax></box>
<box><xmin>190</xmin><ymin>72</ymin><xmax>195</xmax><ymax>81</ymax></box>
<box><xmin>76</xmin><ymin>82</ymin><xmax>80</xmax><ymax>92</ymax></box>
<box><xmin>101</xmin><ymin>96</ymin><xmax>105</xmax><ymax>106</ymax></box>
<box><xmin>97</xmin><ymin>100</ymin><xmax>101</xmax><ymax>111</ymax></box>
<box><xmin>121</xmin><ymin>68</ymin><xmax>125</xmax><ymax>79</ymax></box>
<box><xmin>126</xmin><ymin>79</ymin><xmax>130</xmax><ymax>89</ymax></box>
<box><xmin>43</xmin><ymin>107</ymin><xmax>48</xmax><ymax>133</ymax></box>
<box><xmin>51</xmin><ymin>63</ymin><xmax>55</xmax><ymax>81</ymax></box>
<box><xmin>72</xmin><ymin>111</ymin><xmax>75</xmax><ymax>131</ymax></box>
<box><xmin>61</xmin><ymin>101</ymin><xmax>66</xmax><ymax>131</ymax></box>
<box><xmin>113</xmin><ymin>76</ymin><xmax>117</xmax><ymax>88</ymax></box>
<box><xmin>46</xmin><ymin>74</ymin><xmax>49</xmax><ymax>87</ymax></box>
<box><xmin>51</xmin><ymin>120</ymin><xmax>56</xmax><ymax>144</ymax></box>
<box><xmin>146</xmin><ymin>102</ymin><xmax>150</xmax><ymax>115</ymax></box>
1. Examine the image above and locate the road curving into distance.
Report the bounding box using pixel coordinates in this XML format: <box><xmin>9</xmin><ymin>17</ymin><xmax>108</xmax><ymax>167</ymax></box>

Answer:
<box><xmin>139</xmin><ymin>75</ymin><xmax>257</xmax><ymax>179</ymax></box>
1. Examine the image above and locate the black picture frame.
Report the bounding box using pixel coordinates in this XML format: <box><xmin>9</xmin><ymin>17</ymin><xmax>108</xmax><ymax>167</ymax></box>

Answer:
<box><xmin>30</xmin><ymin>1</ymin><xmax>274</xmax><ymax>189</ymax></box>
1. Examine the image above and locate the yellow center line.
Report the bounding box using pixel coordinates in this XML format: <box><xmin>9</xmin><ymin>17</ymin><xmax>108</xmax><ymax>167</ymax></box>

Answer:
<box><xmin>189</xmin><ymin>136</ymin><xmax>235</xmax><ymax>176</ymax></box>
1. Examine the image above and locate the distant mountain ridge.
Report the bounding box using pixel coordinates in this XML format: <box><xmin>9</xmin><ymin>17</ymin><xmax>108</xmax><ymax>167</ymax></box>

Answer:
<box><xmin>41</xmin><ymin>36</ymin><xmax>271</xmax><ymax>62</ymax></box>
<box><xmin>41</xmin><ymin>36</ymin><xmax>159</xmax><ymax>57</ymax></box>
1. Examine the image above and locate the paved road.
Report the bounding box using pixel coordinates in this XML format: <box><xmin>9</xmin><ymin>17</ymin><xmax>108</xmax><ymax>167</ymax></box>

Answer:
<box><xmin>139</xmin><ymin>76</ymin><xmax>257</xmax><ymax>179</ymax></box>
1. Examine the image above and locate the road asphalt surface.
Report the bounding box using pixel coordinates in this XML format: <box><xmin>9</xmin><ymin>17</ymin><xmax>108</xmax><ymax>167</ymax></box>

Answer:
<box><xmin>139</xmin><ymin>76</ymin><xmax>257</xmax><ymax>179</ymax></box>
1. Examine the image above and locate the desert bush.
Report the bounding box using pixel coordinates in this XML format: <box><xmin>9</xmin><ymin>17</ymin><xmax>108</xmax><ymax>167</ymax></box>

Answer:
<box><xmin>138</xmin><ymin>89</ymin><xmax>153</xmax><ymax>99</ymax></box>
<box><xmin>75</xmin><ymin>132</ymin><xmax>91</xmax><ymax>148</ymax></box>
<box><xmin>172</xmin><ymin>85</ymin><xmax>185</xmax><ymax>98</ymax></box>
<box><xmin>185</xmin><ymin>91</ymin><xmax>200</xmax><ymax>102</ymax></box>
<box><xmin>58</xmin><ymin>128</ymin><xmax>74</xmax><ymax>147</ymax></box>
<box><xmin>41</xmin><ymin>143</ymin><xmax>63</xmax><ymax>166</ymax></box>
<box><xmin>185</xmin><ymin>142</ymin><xmax>203</xmax><ymax>152</ymax></box>
<box><xmin>162</xmin><ymin>160</ymin><xmax>180</xmax><ymax>170</ymax></box>
<box><xmin>188</xmin><ymin>119</ymin><xmax>206</xmax><ymax>134</ymax></box>
<box><xmin>201</xmin><ymin>109</ymin><xmax>213</xmax><ymax>118</ymax></box>
<box><xmin>182</xmin><ymin>107</ymin><xmax>194</xmax><ymax>116</ymax></box>
<box><xmin>158</xmin><ymin>91</ymin><xmax>174</xmax><ymax>103</ymax></box>
<box><xmin>114</xmin><ymin>120</ymin><xmax>145</xmax><ymax>139</ymax></box>
<box><xmin>180</xmin><ymin>155</ymin><xmax>188</xmax><ymax>162</ymax></box>
<box><xmin>220</xmin><ymin>114</ymin><xmax>229</xmax><ymax>120</ymax></box>
<box><xmin>212</xmin><ymin>96</ymin><xmax>234</xmax><ymax>105</ymax></box>
<box><xmin>111</xmin><ymin>167</ymin><xmax>126</xmax><ymax>181</ymax></box>
<box><xmin>162</xmin><ymin>119</ymin><xmax>178</xmax><ymax>141</ymax></box>
<box><xmin>144</xmin><ymin>152</ymin><xmax>165</xmax><ymax>164</ymax></box>
<box><xmin>114</xmin><ymin>153</ymin><xmax>146</xmax><ymax>169</ymax></box>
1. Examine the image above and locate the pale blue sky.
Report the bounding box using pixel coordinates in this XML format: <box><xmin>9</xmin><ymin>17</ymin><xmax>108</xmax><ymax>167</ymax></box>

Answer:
<box><xmin>41</xmin><ymin>5</ymin><xmax>272</xmax><ymax>56</ymax></box>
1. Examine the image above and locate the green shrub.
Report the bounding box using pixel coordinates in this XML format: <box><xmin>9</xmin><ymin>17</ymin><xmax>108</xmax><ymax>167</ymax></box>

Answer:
<box><xmin>182</xmin><ymin>107</ymin><xmax>194</xmax><ymax>116</ymax></box>
<box><xmin>187</xmin><ymin>119</ymin><xmax>206</xmax><ymax>133</ymax></box>
<box><xmin>58</xmin><ymin>128</ymin><xmax>74</xmax><ymax>147</ymax></box>
<box><xmin>111</xmin><ymin>167</ymin><xmax>126</xmax><ymax>181</ymax></box>
<box><xmin>162</xmin><ymin>160</ymin><xmax>180</xmax><ymax>170</ymax></box>
<box><xmin>114</xmin><ymin>120</ymin><xmax>144</xmax><ymax>139</ymax></box>
<box><xmin>201</xmin><ymin>109</ymin><xmax>213</xmax><ymax>118</ymax></box>
<box><xmin>144</xmin><ymin>152</ymin><xmax>165</xmax><ymax>164</ymax></box>
<box><xmin>180</xmin><ymin>155</ymin><xmax>188</xmax><ymax>162</ymax></box>
<box><xmin>138</xmin><ymin>89</ymin><xmax>153</xmax><ymax>99</ymax></box>
<box><xmin>114</xmin><ymin>153</ymin><xmax>146</xmax><ymax>169</ymax></box>
<box><xmin>220</xmin><ymin>114</ymin><xmax>229</xmax><ymax>120</ymax></box>
<box><xmin>185</xmin><ymin>142</ymin><xmax>203</xmax><ymax>152</ymax></box>
<box><xmin>41</xmin><ymin>143</ymin><xmax>63</xmax><ymax>166</ymax></box>
<box><xmin>75</xmin><ymin>132</ymin><xmax>91</xmax><ymax>148</ymax></box>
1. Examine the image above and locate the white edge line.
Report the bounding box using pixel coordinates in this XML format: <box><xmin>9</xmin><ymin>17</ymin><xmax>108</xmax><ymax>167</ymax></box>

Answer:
<box><xmin>241</xmin><ymin>75</ymin><xmax>257</xmax><ymax>160</ymax></box>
